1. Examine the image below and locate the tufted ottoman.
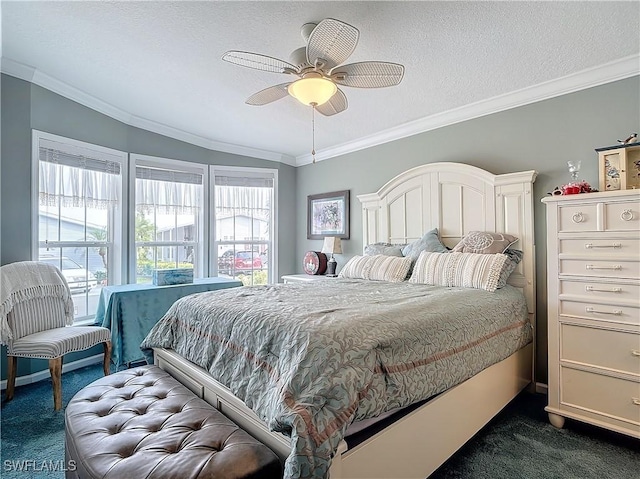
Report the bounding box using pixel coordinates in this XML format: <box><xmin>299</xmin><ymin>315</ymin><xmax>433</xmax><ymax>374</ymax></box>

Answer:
<box><xmin>64</xmin><ymin>365</ymin><xmax>282</xmax><ymax>479</ymax></box>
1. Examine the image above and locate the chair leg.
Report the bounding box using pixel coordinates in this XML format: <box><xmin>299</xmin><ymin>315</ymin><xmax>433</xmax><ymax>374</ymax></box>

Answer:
<box><xmin>5</xmin><ymin>356</ymin><xmax>17</xmax><ymax>402</ymax></box>
<box><xmin>49</xmin><ymin>357</ymin><xmax>63</xmax><ymax>411</ymax></box>
<box><xmin>103</xmin><ymin>341</ymin><xmax>112</xmax><ymax>376</ymax></box>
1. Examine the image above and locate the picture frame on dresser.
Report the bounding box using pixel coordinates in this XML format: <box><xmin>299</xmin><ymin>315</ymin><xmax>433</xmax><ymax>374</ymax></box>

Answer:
<box><xmin>596</xmin><ymin>142</ymin><xmax>640</xmax><ymax>192</ymax></box>
<box><xmin>307</xmin><ymin>190</ymin><xmax>350</xmax><ymax>240</ymax></box>
<box><xmin>541</xmin><ymin>190</ymin><xmax>640</xmax><ymax>439</ymax></box>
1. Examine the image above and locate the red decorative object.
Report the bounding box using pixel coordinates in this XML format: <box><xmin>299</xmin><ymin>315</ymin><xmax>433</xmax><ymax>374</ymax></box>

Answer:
<box><xmin>303</xmin><ymin>251</ymin><xmax>327</xmax><ymax>275</ymax></box>
<box><xmin>563</xmin><ymin>184</ymin><xmax>580</xmax><ymax>195</ymax></box>
<box><xmin>548</xmin><ymin>180</ymin><xmax>597</xmax><ymax>196</ymax></box>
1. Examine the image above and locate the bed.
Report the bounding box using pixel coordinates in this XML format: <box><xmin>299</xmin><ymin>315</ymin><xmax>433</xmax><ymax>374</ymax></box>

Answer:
<box><xmin>142</xmin><ymin>162</ymin><xmax>538</xmax><ymax>479</ymax></box>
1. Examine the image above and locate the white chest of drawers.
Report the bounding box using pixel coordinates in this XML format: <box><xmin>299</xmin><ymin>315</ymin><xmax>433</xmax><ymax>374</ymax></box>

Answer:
<box><xmin>542</xmin><ymin>190</ymin><xmax>640</xmax><ymax>438</ymax></box>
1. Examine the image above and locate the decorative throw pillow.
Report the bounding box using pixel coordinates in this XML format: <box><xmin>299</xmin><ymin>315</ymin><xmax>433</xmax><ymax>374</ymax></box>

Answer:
<box><xmin>498</xmin><ymin>249</ymin><xmax>524</xmax><ymax>289</ymax></box>
<box><xmin>409</xmin><ymin>251</ymin><xmax>511</xmax><ymax>292</ymax></box>
<box><xmin>338</xmin><ymin>255</ymin><xmax>371</xmax><ymax>279</ymax></box>
<box><xmin>452</xmin><ymin>231</ymin><xmax>518</xmax><ymax>254</ymax></box>
<box><xmin>496</xmin><ymin>258</ymin><xmax>519</xmax><ymax>289</ymax></box>
<box><xmin>366</xmin><ymin>255</ymin><xmax>413</xmax><ymax>282</ymax></box>
<box><xmin>401</xmin><ymin>228</ymin><xmax>449</xmax><ymax>261</ymax></box>
<box><xmin>364</xmin><ymin>243</ymin><xmax>406</xmax><ymax>257</ymax></box>
<box><xmin>339</xmin><ymin>255</ymin><xmax>412</xmax><ymax>283</ymax></box>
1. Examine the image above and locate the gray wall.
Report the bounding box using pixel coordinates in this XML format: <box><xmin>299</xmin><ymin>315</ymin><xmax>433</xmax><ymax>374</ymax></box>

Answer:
<box><xmin>0</xmin><ymin>74</ymin><xmax>297</xmax><ymax>378</ymax></box>
<box><xmin>296</xmin><ymin>76</ymin><xmax>640</xmax><ymax>384</ymax></box>
<box><xmin>2</xmin><ymin>73</ymin><xmax>639</xmax><ymax>384</ymax></box>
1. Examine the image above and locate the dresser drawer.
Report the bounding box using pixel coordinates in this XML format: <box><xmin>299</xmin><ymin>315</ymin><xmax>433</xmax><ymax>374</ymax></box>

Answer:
<box><xmin>559</xmin><ymin>259</ymin><xmax>640</xmax><ymax>279</ymax></box>
<box><xmin>559</xmin><ymin>204</ymin><xmax>598</xmax><ymax>232</ymax></box>
<box><xmin>560</xmin><ymin>300</ymin><xmax>640</xmax><ymax>325</ymax></box>
<box><xmin>559</xmin><ymin>238</ymin><xmax>640</xmax><ymax>256</ymax></box>
<box><xmin>561</xmin><ymin>324</ymin><xmax>640</xmax><ymax>377</ymax></box>
<box><xmin>605</xmin><ymin>200</ymin><xmax>640</xmax><ymax>231</ymax></box>
<box><xmin>560</xmin><ymin>280</ymin><xmax>640</xmax><ymax>304</ymax></box>
<box><xmin>561</xmin><ymin>368</ymin><xmax>640</xmax><ymax>426</ymax></box>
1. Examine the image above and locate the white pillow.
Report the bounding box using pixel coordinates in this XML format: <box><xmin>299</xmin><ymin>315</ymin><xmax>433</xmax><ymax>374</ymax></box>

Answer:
<box><xmin>409</xmin><ymin>251</ymin><xmax>510</xmax><ymax>292</ymax></box>
<box><xmin>339</xmin><ymin>255</ymin><xmax>412</xmax><ymax>283</ymax></box>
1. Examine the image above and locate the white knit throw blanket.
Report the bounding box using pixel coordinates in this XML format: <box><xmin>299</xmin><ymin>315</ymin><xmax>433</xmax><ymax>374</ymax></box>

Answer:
<box><xmin>0</xmin><ymin>261</ymin><xmax>74</xmax><ymax>344</ymax></box>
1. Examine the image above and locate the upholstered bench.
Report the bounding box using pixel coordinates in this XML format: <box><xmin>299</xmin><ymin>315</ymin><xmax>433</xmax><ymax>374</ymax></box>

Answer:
<box><xmin>64</xmin><ymin>365</ymin><xmax>282</xmax><ymax>479</ymax></box>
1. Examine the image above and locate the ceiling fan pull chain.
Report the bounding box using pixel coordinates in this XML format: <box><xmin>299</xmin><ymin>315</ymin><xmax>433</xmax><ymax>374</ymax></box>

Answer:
<box><xmin>311</xmin><ymin>103</ymin><xmax>317</xmax><ymax>163</ymax></box>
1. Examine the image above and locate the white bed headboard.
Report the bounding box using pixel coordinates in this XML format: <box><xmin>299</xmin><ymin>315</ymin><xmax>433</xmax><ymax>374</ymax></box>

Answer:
<box><xmin>357</xmin><ymin>162</ymin><xmax>537</xmax><ymax>320</ymax></box>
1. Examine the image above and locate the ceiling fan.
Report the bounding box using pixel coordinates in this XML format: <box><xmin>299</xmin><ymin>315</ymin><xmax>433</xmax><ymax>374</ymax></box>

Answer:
<box><xmin>222</xmin><ymin>18</ymin><xmax>405</xmax><ymax>116</ymax></box>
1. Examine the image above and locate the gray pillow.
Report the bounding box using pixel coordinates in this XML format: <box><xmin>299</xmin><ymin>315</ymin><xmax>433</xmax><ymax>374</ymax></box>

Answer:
<box><xmin>452</xmin><ymin>231</ymin><xmax>518</xmax><ymax>254</ymax></box>
<box><xmin>364</xmin><ymin>242</ymin><xmax>406</xmax><ymax>257</ymax></box>
<box><xmin>504</xmin><ymin>249</ymin><xmax>523</xmax><ymax>264</ymax></box>
<box><xmin>402</xmin><ymin>228</ymin><xmax>449</xmax><ymax>261</ymax></box>
<box><xmin>496</xmin><ymin>248</ymin><xmax>524</xmax><ymax>289</ymax></box>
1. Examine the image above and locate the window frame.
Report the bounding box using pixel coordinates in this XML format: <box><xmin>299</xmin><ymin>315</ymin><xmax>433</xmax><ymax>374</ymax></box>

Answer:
<box><xmin>210</xmin><ymin>165</ymin><xmax>278</xmax><ymax>284</ymax></box>
<box><xmin>31</xmin><ymin>130</ymin><xmax>128</xmax><ymax>323</ymax></box>
<box><xmin>129</xmin><ymin>154</ymin><xmax>209</xmax><ymax>282</ymax></box>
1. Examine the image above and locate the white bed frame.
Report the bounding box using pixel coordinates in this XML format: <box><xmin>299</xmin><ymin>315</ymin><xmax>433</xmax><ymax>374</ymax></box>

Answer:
<box><xmin>153</xmin><ymin>162</ymin><xmax>538</xmax><ymax>479</ymax></box>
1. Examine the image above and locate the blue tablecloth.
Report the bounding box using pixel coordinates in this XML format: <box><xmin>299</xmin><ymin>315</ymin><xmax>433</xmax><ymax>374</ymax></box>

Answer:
<box><xmin>95</xmin><ymin>277</ymin><xmax>242</xmax><ymax>368</ymax></box>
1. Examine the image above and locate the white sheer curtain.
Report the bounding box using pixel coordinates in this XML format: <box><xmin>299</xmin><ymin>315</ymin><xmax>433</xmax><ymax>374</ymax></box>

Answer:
<box><xmin>214</xmin><ymin>176</ymin><xmax>272</xmax><ymax>218</ymax></box>
<box><xmin>39</xmin><ymin>148</ymin><xmax>120</xmax><ymax>208</ymax></box>
<box><xmin>135</xmin><ymin>166</ymin><xmax>202</xmax><ymax>214</ymax></box>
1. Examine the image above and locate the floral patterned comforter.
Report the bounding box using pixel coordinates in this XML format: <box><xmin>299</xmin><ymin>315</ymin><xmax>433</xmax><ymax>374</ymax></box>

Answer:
<box><xmin>141</xmin><ymin>279</ymin><xmax>531</xmax><ymax>478</ymax></box>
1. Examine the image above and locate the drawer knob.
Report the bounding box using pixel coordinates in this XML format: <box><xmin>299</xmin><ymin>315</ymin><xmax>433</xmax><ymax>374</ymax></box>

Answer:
<box><xmin>632</xmin><ymin>350</ymin><xmax>640</xmax><ymax>357</ymax></box>
<box><xmin>585</xmin><ymin>286</ymin><xmax>622</xmax><ymax>293</ymax></box>
<box><xmin>584</xmin><ymin>243</ymin><xmax>621</xmax><ymax>249</ymax></box>
<box><xmin>585</xmin><ymin>307</ymin><xmax>622</xmax><ymax>315</ymax></box>
<box><xmin>621</xmin><ymin>209</ymin><xmax>634</xmax><ymax>221</ymax></box>
<box><xmin>571</xmin><ymin>212</ymin><xmax>585</xmax><ymax>223</ymax></box>
<box><xmin>633</xmin><ymin>398</ymin><xmax>640</xmax><ymax>406</ymax></box>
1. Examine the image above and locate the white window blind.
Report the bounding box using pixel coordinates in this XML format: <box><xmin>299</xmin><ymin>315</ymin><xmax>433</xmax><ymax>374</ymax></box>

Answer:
<box><xmin>39</xmin><ymin>147</ymin><xmax>121</xmax><ymax>208</ymax></box>
<box><xmin>214</xmin><ymin>174</ymin><xmax>273</xmax><ymax>214</ymax></box>
<box><xmin>135</xmin><ymin>165</ymin><xmax>203</xmax><ymax>214</ymax></box>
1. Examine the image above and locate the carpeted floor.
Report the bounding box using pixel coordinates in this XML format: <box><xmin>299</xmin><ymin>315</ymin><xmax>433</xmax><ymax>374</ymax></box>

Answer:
<box><xmin>1</xmin><ymin>364</ymin><xmax>638</xmax><ymax>478</ymax></box>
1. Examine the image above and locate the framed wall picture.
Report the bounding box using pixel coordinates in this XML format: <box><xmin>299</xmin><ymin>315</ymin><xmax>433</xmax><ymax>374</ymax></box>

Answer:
<box><xmin>307</xmin><ymin>190</ymin><xmax>350</xmax><ymax>240</ymax></box>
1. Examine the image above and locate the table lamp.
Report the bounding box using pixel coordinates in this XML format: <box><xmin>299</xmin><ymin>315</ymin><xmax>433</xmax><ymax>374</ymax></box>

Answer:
<box><xmin>322</xmin><ymin>237</ymin><xmax>342</xmax><ymax>277</ymax></box>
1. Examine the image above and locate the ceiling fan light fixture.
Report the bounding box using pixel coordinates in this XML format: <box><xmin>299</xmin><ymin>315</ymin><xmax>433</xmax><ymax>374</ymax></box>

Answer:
<box><xmin>288</xmin><ymin>77</ymin><xmax>337</xmax><ymax>106</ymax></box>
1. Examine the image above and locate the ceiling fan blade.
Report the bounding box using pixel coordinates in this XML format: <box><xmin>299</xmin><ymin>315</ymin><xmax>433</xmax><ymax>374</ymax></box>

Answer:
<box><xmin>246</xmin><ymin>83</ymin><xmax>292</xmax><ymax>106</ymax></box>
<box><xmin>315</xmin><ymin>88</ymin><xmax>348</xmax><ymax>116</ymax></box>
<box><xmin>222</xmin><ymin>51</ymin><xmax>298</xmax><ymax>74</ymax></box>
<box><xmin>306</xmin><ymin>19</ymin><xmax>359</xmax><ymax>70</ymax></box>
<box><xmin>331</xmin><ymin>62</ymin><xmax>405</xmax><ymax>88</ymax></box>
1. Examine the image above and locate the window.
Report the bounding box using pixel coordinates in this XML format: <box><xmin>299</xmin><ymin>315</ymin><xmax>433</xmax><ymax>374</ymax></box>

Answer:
<box><xmin>33</xmin><ymin>135</ymin><xmax>278</xmax><ymax>305</ymax></box>
<box><xmin>33</xmin><ymin>131</ymin><xmax>126</xmax><ymax>322</ymax></box>
<box><xmin>131</xmin><ymin>155</ymin><xmax>207</xmax><ymax>283</ymax></box>
<box><xmin>211</xmin><ymin>167</ymin><xmax>277</xmax><ymax>285</ymax></box>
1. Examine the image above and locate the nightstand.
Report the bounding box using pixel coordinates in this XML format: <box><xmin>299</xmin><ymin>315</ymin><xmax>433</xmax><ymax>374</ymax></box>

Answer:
<box><xmin>281</xmin><ymin>274</ymin><xmax>336</xmax><ymax>284</ymax></box>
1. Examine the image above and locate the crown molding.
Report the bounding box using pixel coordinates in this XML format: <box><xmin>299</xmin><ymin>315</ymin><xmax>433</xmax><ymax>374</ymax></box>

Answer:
<box><xmin>1</xmin><ymin>57</ymin><xmax>296</xmax><ymax>166</ymax></box>
<box><xmin>295</xmin><ymin>54</ymin><xmax>640</xmax><ymax>166</ymax></box>
<box><xmin>3</xmin><ymin>55</ymin><xmax>637</xmax><ymax>169</ymax></box>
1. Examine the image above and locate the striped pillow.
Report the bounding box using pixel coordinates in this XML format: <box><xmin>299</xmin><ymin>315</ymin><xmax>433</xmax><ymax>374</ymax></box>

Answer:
<box><xmin>409</xmin><ymin>251</ymin><xmax>510</xmax><ymax>292</ymax></box>
<box><xmin>339</xmin><ymin>255</ymin><xmax>412</xmax><ymax>283</ymax></box>
<box><xmin>338</xmin><ymin>255</ymin><xmax>371</xmax><ymax>279</ymax></box>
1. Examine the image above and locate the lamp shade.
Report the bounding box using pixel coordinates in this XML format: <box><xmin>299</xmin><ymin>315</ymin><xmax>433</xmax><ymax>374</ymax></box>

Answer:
<box><xmin>321</xmin><ymin>237</ymin><xmax>342</xmax><ymax>255</ymax></box>
<box><xmin>288</xmin><ymin>77</ymin><xmax>337</xmax><ymax>106</ymax></box>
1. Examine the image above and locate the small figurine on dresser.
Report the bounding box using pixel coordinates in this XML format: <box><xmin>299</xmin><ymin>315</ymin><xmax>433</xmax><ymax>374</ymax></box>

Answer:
<box><xmin>617</xmin><ymin>133</ymin><xmax>637</xmax><ymax>145</ymax></box>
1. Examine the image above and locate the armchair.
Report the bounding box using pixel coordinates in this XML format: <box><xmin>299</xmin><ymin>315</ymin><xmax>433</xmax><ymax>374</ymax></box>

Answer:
<box><xmin>1</xmin><ymin>261</ymin><xmax>111</xmax><ymax>410</ymax></box>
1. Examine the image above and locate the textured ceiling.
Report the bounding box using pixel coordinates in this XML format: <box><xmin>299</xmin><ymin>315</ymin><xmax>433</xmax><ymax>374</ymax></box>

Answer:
<box><xmin>2</xmin><ymin>1</ymin><xmax>639</xmax><ymax>165</ymax></box>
